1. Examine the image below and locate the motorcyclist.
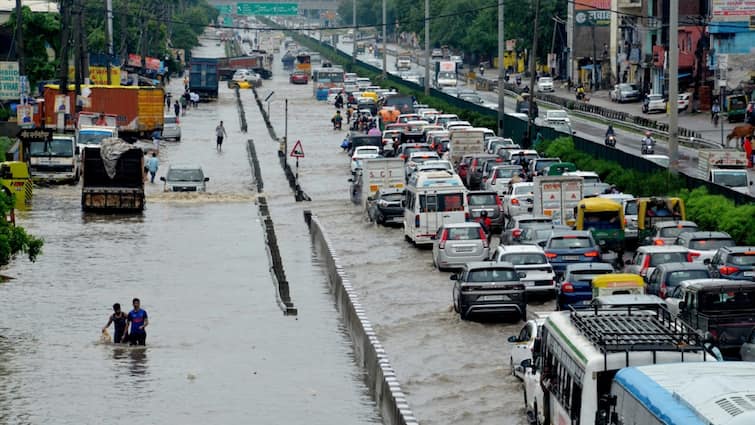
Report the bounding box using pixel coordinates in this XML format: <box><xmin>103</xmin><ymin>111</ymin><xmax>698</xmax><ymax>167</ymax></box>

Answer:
<box><xmin>476</xmin><ymin>210</ymin><xmax>492</xmax><ymax>242</ymax></box>
<box><xmin>334</xmin><ymin>92</ymin><xmax>344</xmax><ymax>109</ymax></box>
<box><xmin>331</xmin><ymin>110</ymin><xmax>343</xmax><ymax>130</ymax></box>
<box><xmin>576</xmin><ymin>83</ymin><xmax>586</xmax><ymax>100</ymax></box>
<box><xmin>711</xmin><ymin>99</ymin><xmax>721</xmax><ymax>125</ymax></box>
<box><xmin>605</xmin><ymin>124</ymin><xmax>615</xmax><ymax>138</ymax></box>
<box><xmin>641</xmin><ymin>131</ymin><xmax>654</xmax><ymax>153</ymax></box>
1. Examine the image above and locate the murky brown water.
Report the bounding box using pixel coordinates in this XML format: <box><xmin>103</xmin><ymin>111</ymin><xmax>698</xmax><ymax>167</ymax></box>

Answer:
<box><xmin>0</xmin><ymin>38</ymin><xmax>381</xmax><ymax>425</ymax></box>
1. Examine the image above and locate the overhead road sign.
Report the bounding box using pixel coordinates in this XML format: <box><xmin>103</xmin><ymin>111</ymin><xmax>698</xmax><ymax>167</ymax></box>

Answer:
<box><xmin>237</xmin><ymin>2</ymin><xmax>298</xmax><ymax>16</ymax></box>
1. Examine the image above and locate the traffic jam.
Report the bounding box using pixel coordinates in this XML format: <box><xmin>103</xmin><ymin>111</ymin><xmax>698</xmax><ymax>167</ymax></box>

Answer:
<box><xmin>284</xmin><ymin>36</ymin><xmax>755</xmax><ymax>425</ymax></box>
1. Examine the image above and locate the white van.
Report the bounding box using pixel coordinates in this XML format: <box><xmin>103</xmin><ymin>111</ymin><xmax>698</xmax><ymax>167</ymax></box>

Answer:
<box><xmin>403</xmin><ymin>170</ymin><xmax>468</xmax><ymax>246</ymax></box>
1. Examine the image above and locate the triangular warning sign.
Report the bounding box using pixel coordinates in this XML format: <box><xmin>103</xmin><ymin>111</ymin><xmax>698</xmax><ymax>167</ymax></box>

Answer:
<box><xmin>571</xmin><ymin>194</ymin><xmax>577</xmax><ymax>199</ymax></box>
<box><xmin>290</xmin><ymin>140</ymin><xmax>305</xmax><ymax>158</ymax></box>
<box><xmin>549</xmin><ymin>194</ymin><xmax>556</xmax><ymax>199</ymax></box>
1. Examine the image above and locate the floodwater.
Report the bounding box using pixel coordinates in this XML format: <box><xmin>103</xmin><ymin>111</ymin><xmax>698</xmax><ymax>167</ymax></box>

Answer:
<box><xmin>253</xmin><ymin>34</ymin><xmax>552</xmax><ymax>425</ymax></box>
<box><xmin>0</xmin><ymin>37</ymin><xmax>381</xmax><ymax>425</ymax></box>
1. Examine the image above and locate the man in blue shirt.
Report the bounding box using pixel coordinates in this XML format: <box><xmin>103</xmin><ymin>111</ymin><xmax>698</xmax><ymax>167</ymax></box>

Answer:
<box><xmin>126</xmin><ymin>298</ymin><xmax>149</xmax><ymax>346</ymax></box>
<box><xmin>146</xmin><ymin>153</ymin><xmax>159</xmax><ymax>183</ymax></box>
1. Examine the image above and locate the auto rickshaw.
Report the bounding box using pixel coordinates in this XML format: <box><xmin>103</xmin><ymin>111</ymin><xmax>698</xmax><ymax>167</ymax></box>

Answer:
<box><xmin>546</xmin><ymin>162</ymin><xmax>577</xmax><ymax>176</ymax></box>
<box><xmin>591</xmin><ymin>273</ymin><xmax>645</xmax><ymax>298</ymax></box>
<box><xmin>575</xmin><ymin>197</ymin><xmax>625</xmax><ymax>253</ymax></box>
<box><xmin>0</xmin><ymin>161</ymin><xmax>33</xmax><ymax>209</ymax></box>
<box><xmin>636</xmin><ymin>197</ymin><xmax>685</xmax><ymax>242</ymax></box>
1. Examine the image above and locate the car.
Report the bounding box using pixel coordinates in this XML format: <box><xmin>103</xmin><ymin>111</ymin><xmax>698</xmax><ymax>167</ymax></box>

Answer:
<box><xmin>624</xmin><ymin>245</ymin><xmax>691</xmax><ymax>278</ymax></box>
<box><xmin>504</xmin><ymin>150</ymin><xmax>539</xmax><ymax>167</ymax></box>
<box><xmin>484</xmin><ymin>165</ymin><xmax>523</xmax><ymax>195</ymax></box>
<box><xmin>451</xmin><ymin>262</ymin><xmax>527</xmax><ymax>320</ymax></box>
<box><xmin>162</xmin><ymin>115</ymin><xmax>181</xmax><ymax>141</ymax></box>
<box><xmin>515</xmin><ymin>224</ymin><xmax>572</xmax><ymax>247</ymax></box>
<box><xmin>405</xmin><ymin>151</ymin><xmax>441</xmax><ymax>178</ymax></box>
<box><xmin>232</xmin><ymin>69</ymin><xmax>261</xmax><ymax>86</ymax></box>
<box><xmin>543</xmin><ymin>110</ymin><xmax>570</xmax><ymax>126</ymax></box>
<box><xmin>536</xmin><ymin>76</ymin><xmax>554</xmax><ymax>92</ymax></box>
<box><xmin>486</xmin><ymin>137</ymin><xmax>516</xmax><ymax>154</ymax></box>
<box><xmin>160</xmin><ymin>165</ymin><xmax>209</xmax><ymax>192</ymax></box>
<box><xmin>556</xmin><ymin>262</ymin><xmax>615</xmax><ymax>310</ymax></box>
<box><xmin>416</xmin><ymin>159</ymin><xmax>453</xmax><ymax>174</ymax></box>
<box><xmin>706</xmin><ymin>246</ymin><xmax>755</xmax><ymax>281</ymax></box>
<box><xmin>445</xmin><ymin>121</ymin><xmax>473</xmax><ymax>131</ymax></box>
<box><xmin>493</xmin><ymin>244</ymin><xmax>556</xmax><ymax>296</ymax></box>
<box><xmin>645</xmin><ymin>262</ymin><xmax>712</xmax><ymax>299</ymax></box>
<box><xmin>366</xmin><ymin>188</ymin><xmax>404</xmax><ymax>225</ymax></box>
<box><xmin>479</xmin><ymin>157</ymin><xmax>508</xmax><ymax>187</ymax></box>
<box><xmin>355</xmin><ymin>77</ymin><xmax>371</xmax><ymax>89</ymax></box>
<box><xmin>350</xmin><ymin>146</ymin><xmax>381</xmax><ymax>173</ymax></box>
<box><xmin>609</xmin><ymin>83</ymin><xmax>641</xmax><ymax>103</ymax></box>
<box><xmin>674</xmin><ymin>231</ymin><xmax>735</xmax><ymax>263</ymax></box>
<box><xmin>466</xmin><ymin>154</ymin><xmax>500</xmax><ymax>189</ymax></box>
<box><xmin>396</xmin><ymin>143</ymin><xmax>432</xmax><ymax>161</ymax></box>
<box><xmin>642</xmin><ymin>93</ymin><xmax>666</xmax><ymax>113</ymax></box>
<box><xmin>645</xmin><ymin>154</ymin><xmax>670</xmax><ymax>167</ymax></box>
<box><xmin>432</xmin><ymin>222</ymin><xmax>490</xmax><ymax>271</ymax></box>
<box><xmin>500</xmin><ymin>214</ymin><xmax>553</xmax><ymax>245</ymax></box>
<box><xmin>459</xmin><ymin>93</ymin><xmax>485</xmax><ymax>105</ymax></box>
<box><xmin>640</xmin><ymin>220</ymin><xmax>698</xmax><ymax>246</ymax></box>
<box><xmin>435</xmin><ymin>114</ymin><xmax>459</xmax><ymax>128</ymax></box>
<box><xmin>527</xmin><ymin>157</ymin><xmax>561</xmax><ymax>179</ymax></box>
<box><xmin>677</xmin><ymin>92</ymin><xmax>691</xmax><ymax>111</ymax></box>
<box><xmin>507</xmin><ymin>314</ymin><xmax>549</xmax><ymax>379</ymax></box>
<box><xmin>543</xmin><ymin>231</ymin><xmax>603</xmax><ymax>275</ymax></box>
<box><xmin>503</xmin><ymin>182</ymin><xmax>534</xmax><ymax>219</ymax></box>
<box><xmin>740</xmin><ymin>328</ymin><xmax>755</xmax><ymax>361</ymax></box>
<box><xmin>467</xmin><ymin>191</ymin><xmax>504</xmax><ymax>232</ymax></box>
<box><xmin>289</xmin><ymin>70</ymin><xmax>309</xmax><ymax>84</ymax></box>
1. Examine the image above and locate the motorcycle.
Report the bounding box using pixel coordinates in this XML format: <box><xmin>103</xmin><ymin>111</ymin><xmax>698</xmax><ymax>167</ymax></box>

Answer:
<box><xmin>712</xmin><ymin>111</ymin><xmax>720</xmax><ymax>127</ymax></box>
<box><xmin>641</xmin><ymin>139</ymin><xmax>655</xmax><ymax>155</ymax></box>
<box><xmin>605</xmin><ymin>135</ymin><xmax>616</xmax><ymax>147</ymax></box>
<box><xmin>515</xmin><ymin>75</ymin><xmax>522</xmax><ymax>86</ymax></box>
<box><xmin>576</xmin><ymin>91</ymin><xmax>586</xmax><ymax>101</ymax></box>
<box><xmin>332</xmin><ymin>117</ymin><xmax>343</xmax><ymax>130</ymax></box>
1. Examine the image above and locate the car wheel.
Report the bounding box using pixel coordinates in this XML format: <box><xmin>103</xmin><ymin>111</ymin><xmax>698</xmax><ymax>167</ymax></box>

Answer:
<box><xmin>523</xmin><ymin>385</ymin><xmax>529</xmax><ymax>410</ymax></box>
<box><xmin>510</xmin><ymin>356</ymin><xmax>515</xmax><ymax>376</ymax></box>
<box><xmin>459</xmin><ymin>306</ymin><xmax>468</xmax><ymax>321</ymax></box>
<box><xmin>376</xmin><ymin>214</ymin><xmax>385</xmax><ymax>225</ymax></box>
<box><xmin>533</xmin><ymin>402</ymin><xmax>540</xmax><ymax>425</ymax></box>
<box><xmin>176</xmin><ymin>136</ymin><xmax>181</xmax><ymax>142</ymax></box>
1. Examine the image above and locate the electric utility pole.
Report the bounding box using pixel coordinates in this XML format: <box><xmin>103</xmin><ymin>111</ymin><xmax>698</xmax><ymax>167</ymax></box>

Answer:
<box><xmin>106</xmin><ymin>0</ymin><xmax>114</xmax><ymax>84</ymax></box>
<box><xmin>424</xmin><ymin>0</ymin><xmax>430</xmax><ymax>95</ymax></box>
<box><xmin>58</xmin><ymin>0</ymin><xmax>72</xmax><ymax>94</ymax></box>
<box><xmin>497</xmin><ymin>0</ymin><xmax>505</xmax><ymax>136</ymax></box>
<box><xmin>668</xmin><ymin>0</ymin><xmax>679</xmax><ymax>167</ymax></box>
<box><xmin>15</xmin><ymin>0</ymin><xmax>24</xmax><ymax>75</ymax></box>
<box><xmin>382</xmin><ymin>0</ymin><xmax>387</xmax><ymax>77</ymax></box>
<box><xmin>527</xmin><ymin>0</ymin><xmax>541</xmax><ymax>147</ymax></box>
<box><xmin>352</xmin><ymin>0</ymin><xmax>356</xmax><ymax>63</ymax></box>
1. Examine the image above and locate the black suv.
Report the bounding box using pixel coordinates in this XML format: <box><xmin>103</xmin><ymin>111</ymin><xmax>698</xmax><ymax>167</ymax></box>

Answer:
<box><xmin>451</xmin><ymin>261</ymin><xmax>526</xmax><ymax>321</ymax></box>
<box><xmin>706</xmin><ymin>246</ymin><xmax>755</xmax><ymax>282</ymax></box>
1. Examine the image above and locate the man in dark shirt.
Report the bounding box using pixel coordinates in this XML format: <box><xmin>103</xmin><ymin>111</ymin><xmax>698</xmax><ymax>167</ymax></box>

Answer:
<box><xmin>126</xmin><ymin>298</ymin><xmax>149</xmax><ymax>346</ymax></box>
<box><xmin>102</xmin><ymin>303</ymin><xmax>128</xmax><ymax>343</ymax></box>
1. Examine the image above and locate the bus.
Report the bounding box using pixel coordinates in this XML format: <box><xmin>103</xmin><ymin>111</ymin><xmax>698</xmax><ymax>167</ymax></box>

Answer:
<box><xmin>403</xmin><ymin>170</ymin><xmax>468</xmax><ymax>246</ymax></box>
<box><xmin>295</xmin><ymin>52</ymin><xmax>311</xmax><ymax>73</ymax></box>
<box><xmin>609</xmin><ymin>362</ymin><xmax>755</xmax><ymax>425</ymax></box>
<box><xmin>312</xmin><ymin>68</ymin><xmax>345</xmax><ymax>96</ymax></box>
<box><xmin>524</xmin><ymin>304</ymin><xmax>713</xmax><ymax>425</ymax></box>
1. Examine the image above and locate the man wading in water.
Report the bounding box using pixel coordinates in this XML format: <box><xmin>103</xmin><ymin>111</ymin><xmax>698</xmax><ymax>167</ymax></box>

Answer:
<box><xmin>126</xmin><ymin>298</ymin><xmax>149</xmax><ymax>346</ymax></box>
<box><xmin>102</xmin><ymin>303</ymin><xmax>128</xmax><ymax>343</ymax></box>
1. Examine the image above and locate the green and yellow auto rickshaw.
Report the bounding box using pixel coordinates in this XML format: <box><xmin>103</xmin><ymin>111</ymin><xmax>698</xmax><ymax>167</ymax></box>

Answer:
<box><xmin>636</xmin><ymin>197</ymin><xmax>686</xmax><ymax>242</ymax></box>
<box><xmin>575</xmin><ymin>197</ymin><xmax>625</xmax><ymax>254</ymax></box>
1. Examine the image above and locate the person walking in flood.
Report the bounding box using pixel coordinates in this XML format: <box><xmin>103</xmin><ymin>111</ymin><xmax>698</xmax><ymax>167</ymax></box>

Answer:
<box><xmin>102</xmin><ymin>303</ymin><xmax>128</xmax><ymax>344</ymax></box>
<box><xmin>126</xmin><ymin>298</ymin><xmax>148</xmax><ymax>346</ymax></box>
<box><xmin>146</xmin><ymin>152</ymin><xmax>159</xmax><ymax>183</ymax></box>
<box><xmin>215</xmin><ymin>121</ymin><xmax>227</xmax><ymax>152</ymax></box>
<box><xmin>173</xmin><ymin>100</ymin><xmax>180</xmax><ymax>118</ymax></box>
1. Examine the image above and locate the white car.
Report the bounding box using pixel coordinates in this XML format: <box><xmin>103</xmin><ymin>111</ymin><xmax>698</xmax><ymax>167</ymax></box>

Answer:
<box><xmin>484</xmin><ymin>165</ymin><xmax>522</xmax><ymax>195</ymax></box>
<box><xmin>161</xmin><ymin>115</ymin><xmax>181</xmax><ymax>141</ymax></box>
<box><xmin>536</xmin><ymin>76</ymin><xmax>554</xmax><ymax>92</ymax></box>
<box><xmin>416</xmin><ymin>159</ymin><xmax>453</xmax><ymax>173</ymax></box>
<box><xmin>503</xmin><ymin>182</ymin><xmax>534</xmax><ymax>218</ymax></box>
<box><xmin>350</xmin><ymin>146</ymin><xmax>381</xmax><ymax>173</ymax></box>
<box><xmin>493</xmin><ymin>244</ymin><xmax>556</xmax><ymax>295</ymax></box>
<box><xmin>232</xmin><ymin>69</ymin><xmax>261</xmax><ymax>85</ymax></box>
<box><xmin>677</xmin><ymin>93</ymin><xmax>691</xmax><ymax>111</ymax></box>
<box><xmin>643</xmin><ymin>94</ymin><xmax>666</xmax><ymax>113</ymax></box>
<box><xmin>544</xmin><ymin>109</ymin><xmax>570</xmax><ymax>125</ymax></box>
<box><xmin>160</xmin><ymin>165</ymin><xmax>209</xmax><ymax>192</ymax></box>
<box><xmin>508</xmin><ymin>314</ymin><xmax>549</xmax><ymax>379</ymax></box>
<box><xmin>355</xmin><ymin>77</ymin><xmax>371</xmax><ymax>89</ymax></box>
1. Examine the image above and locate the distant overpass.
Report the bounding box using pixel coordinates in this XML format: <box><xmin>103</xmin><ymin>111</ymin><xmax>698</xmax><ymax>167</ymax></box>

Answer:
<box><xmin>209</xmin><ymin>0</ymin><xmax>338</xmax><ymax>17</ymax></box>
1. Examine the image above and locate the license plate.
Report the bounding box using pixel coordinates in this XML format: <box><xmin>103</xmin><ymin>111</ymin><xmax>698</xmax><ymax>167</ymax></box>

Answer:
<box><xmin>564</xmin><ymin>256</ymin><xmax>580</xmax><ymax>261</ymax></box>
<box><xmin>480</xmin><ymin>295</ymin><xmax>506</xmax><ymax>301</ymax></box>
<box><xmin>456</xmin><ymin>247</ymin><xmax>474</xmax><ymax>253</ymax></box>
<box><xmin>745</xmin><ymin>272</ymin><xmax>754</xmax><ymax>277</ymax></box>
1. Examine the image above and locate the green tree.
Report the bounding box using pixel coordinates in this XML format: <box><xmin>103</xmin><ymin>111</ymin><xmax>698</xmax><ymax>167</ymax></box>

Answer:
<box><xmin>4</xmin><ymin>7</ymin><xmax>61</xmax><ymax>87</ymax></box>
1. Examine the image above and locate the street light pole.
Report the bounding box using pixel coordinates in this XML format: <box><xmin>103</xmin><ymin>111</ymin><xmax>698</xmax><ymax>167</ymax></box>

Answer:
<box><xmin>527</xmin><ymin>0</ymin><xmax>541</xmax><ymax>147</ymax></box>
<box><xmin>424</xmin><ymin>0</ymin><xmax>430</xmax><ymax>96</ymax></box>
<box><xmin>497</xmin><ymin>0</ymin><xmax>505</xmax><ymax>136</ymax></box>
<box><xmin>352</xmin><ymin>0</ymin><xmax>357</xmax><ymax>64</ymax></box>
<box><xmin>382</xmin><ymin>0</ymin><xmax>387</xmax><ymax>78</ymax></box>
<box><xmin>668</xmin><ymin>0</ymin><xmax>679</xmax><ymax>166</ymax></box>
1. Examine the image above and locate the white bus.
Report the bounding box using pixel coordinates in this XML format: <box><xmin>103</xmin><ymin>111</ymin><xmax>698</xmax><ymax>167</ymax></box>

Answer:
<box><xmin>403</xmin><ymin>170</ymin><xmax>468</xmax><ymax>246</ymax></box>
<box><xmin>524</xmin><ymin>305</ymin><xmax>713</xmax><ymax>425</ymax></box>
<box><xmin>608</xmin><ymin>362</ymin><xmax>755</xmax><ymax>425</ymax></box>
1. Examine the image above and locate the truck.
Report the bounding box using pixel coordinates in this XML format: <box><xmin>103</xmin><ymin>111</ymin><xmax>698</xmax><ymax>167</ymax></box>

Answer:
<box><xmin>532</xmin><ymin>175</ymin><xmax>584</xmax><ymax>226</ymax></box>
<box><xmin>448</xmin><ymin>129</ymin><xmax>485</xmax><ymax>165</ymax></box>
<box><xmin>28</xmin><ymin>134</ymin><xmax>80</xmax><ymax>183</ymax></box>
<box><xmin>217</xmin><ymin>54</ymin><xmax>271</xmax><ymax>80</ymax></box>
<box><xmin>697</xmin><ymin>149</ymin><xmax>752</xmax><ymax>193</ymax></box>
<box><xmin>395</xmin><ymin>52</ymin><xmax>412</xmax><ymax>71</ymax></box>
<box><xmin>189</xmin><ymin>57</ymin><xmax>220</xmax><ymax>100</ymax></box>
<box><xmin>354</xmin><ymin>158</ymin><xmax>405</xmax><ymax>207</ymax></box>
<box><xmin>41</xmin><ymin>85</ymin><xmax>163</xmax><ymax>141</ymax></box>
<box><xmin>435</xmin><ymin>60</ymin><xmax>457</xmax><ymax>88</ymax></box>
<box><xmin>81</xmin><ymin>138</ymin><xmax>145</xmax><ymax>212</ymax></box>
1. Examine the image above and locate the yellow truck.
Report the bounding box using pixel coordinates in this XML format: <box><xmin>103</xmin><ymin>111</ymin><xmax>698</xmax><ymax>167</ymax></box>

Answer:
<box><xmin>1</xmin><ymin>161</ymin><xmax>33</xmax><ymax>209</ymax></box>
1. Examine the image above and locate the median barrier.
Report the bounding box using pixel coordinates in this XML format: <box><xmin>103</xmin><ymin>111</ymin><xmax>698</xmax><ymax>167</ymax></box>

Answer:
<box><xmin>305</xmin><ymin>210</ymin><xmax>419</xmax><ymax>425</ymax></box>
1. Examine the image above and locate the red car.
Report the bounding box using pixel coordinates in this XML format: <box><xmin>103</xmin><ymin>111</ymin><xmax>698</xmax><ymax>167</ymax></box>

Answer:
<box><xmin>289</xmin><ymin>71</ymin><xmax>309</xmax><ymax>84</ymax></box>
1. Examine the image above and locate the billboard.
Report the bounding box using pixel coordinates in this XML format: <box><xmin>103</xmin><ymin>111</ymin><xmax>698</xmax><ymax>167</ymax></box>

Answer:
<box><xmin>0</xmin><ymin>61</ymin><xmax>20</xmax><ymax>100</ymax></box>
<box><xmin>575</xmin><ymin>0</ymin><xmax>611</xmax><ymax>26</ymax></box>
<box><xmin>711</xmin><ymin>0</ymin><xmax>755</xmax><ymax>21</ymax></box>
<box><xmin>127</xmin><ymin>54</ymin><xmax>161</xmax><ymax>71</ymax></box>
<box><xmin>68</xmin><ymin>66</ymin><xmax>122</xmax><ymax>85</ymax></box>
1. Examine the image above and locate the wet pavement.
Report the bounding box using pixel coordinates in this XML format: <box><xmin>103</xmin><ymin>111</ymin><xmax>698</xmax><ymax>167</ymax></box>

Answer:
<box><xmin>0</xmin><ymin>37</ymin><xmax>381</xmax><ymax>425</ymax></box>
<box><xmin>257</xmin><ymin>35</ymin><xmax>545</xmax><ymax>425</ymax></box>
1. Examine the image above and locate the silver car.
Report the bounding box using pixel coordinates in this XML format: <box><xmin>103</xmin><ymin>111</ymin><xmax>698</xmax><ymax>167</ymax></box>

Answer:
<box><xmin>484</xmin><ymin>165</ymin><xmax>523</xmax><ymax>195</ymax></box>
<box><xmin>494</xmin><ymin>244</ymin><xmax>556</xmax><ymax>296</ymax></box>
<box><xmin>162</xmin><ymin>115</ymin><xmax>181</xmax><ymax>141</ymax></box>
<box><xmin>160</xmin><ymin>165</ymin><xmax>209</xmax><ymax>192</ymax></box>
<box><xmin>432</xmin><ymin>222</ymin><xmax>490</xmax><ymax>271</ymax></box>
<box><xmin>503</xmin><ymin>182</ymin><xmax>534</xmax><ymax>218</ymax></box>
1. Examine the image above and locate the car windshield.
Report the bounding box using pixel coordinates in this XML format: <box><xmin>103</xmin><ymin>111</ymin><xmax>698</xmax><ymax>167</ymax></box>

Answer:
<box><xmin>164</xmin><ymin>116</ymin><xmax>177</xmax><ymax>124</ymax></box>
<box><xmin>649</xmin><ymin>95</ymin><xmax>664</xmax><ymax>101</ymax></box>
<box><xmin>78</xmin><ymin>131</ymin><xmax>112</xmax><ymax>145</ymax></box>
<box><xmin>659</xmin><ymin>226</ymin><xmax>697</xmax><ymax>238</ymax></box>
<box><xmin>535</xmin><ymin>160</ymin><xmax>559</xmax><ymax>171</ymax></box>
<box><xmin>667</xmin><ymin>270</ymin><xmax>710</xmax><ymax>286</ymax></box>
<box><xmin>730</xmin><ymin>254</ymin><xmax>755</xmax><ymax>266</ymax></box>
<box><xmin>445</xmin><ymin>227</ymin><xmax>481</xmax><ymax>240</ymax></box>
<box><xmin>548</xmin><ymin>111</ymin><xmax>568</xmax><ymax>120</ymax></box>
<box><xmin>502</xmin><ymin>253</ymin><xmax>547</xmax><ymax>266</ymax></box>
<box><xmin>468</xmin><ymin>194</ymin><xmax>497</xmax><ymax>206</ymax></box>
<box><xmin>467</xmin><ymin>269</ymin><xmax>518</xmax><ymax>282</ymax></box>
<box><xmin>619</xmin><ymin>84</ymin><xmax>637</xmax><ymax>91</ymax></box>
<box><xmin>405</xmin><ymin>146</ymin><xmax>432</xmax><ymax>156</ymax></box>
<box><xmin>381</xmin><ymin>193</ymin><xmax>403</xmax><ymax>202</ymax></box>
<box><xmin>648</xmin><ymin>252</ymin><xmax>687</xmax><ymax>267</ymax></box>
<box><xmin>514</xmin><ymin>185</ymin><xmax>533</xmax><ymax>195</ymax></box>
<box><xmin>495</xmin><ymin>168</ymin><xmax>519</xmax><ymax>178</ymax></box>
<box><xmin>699</xmin><ymin>289</ymin><xmax>755</xmax><ymax>312</ymax></box>
<box><xmin>689</xmin><ymin>238</ymin><xmax>735</xmax><ymax>251</ymax></box>
<box><xmin>540</xmin><ymin>78</ymin><xmax>552</xmax><ymax>83</ymax></box>
<box><xmin>716</xmin><ymin>171</ymin><xmax>748</xmax><ymax>187</ymax></box>
<box><xmin>548</xmin><ymin>236</ymin><xmax>593</xmax><ymax>249</ymax></box>
<box><xmin>167</xmin><ymin>168</ymin><xmax>203</xmax><ymax>181</ymax></box>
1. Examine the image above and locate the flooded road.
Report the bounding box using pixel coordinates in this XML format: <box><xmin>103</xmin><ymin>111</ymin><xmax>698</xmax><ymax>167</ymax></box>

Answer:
<box><xmin>0</xmin><ymin>38</ymin><xmax>381</xmax><ymax>425</ymax></box>
<box><xmin>250</xmin><ymin>38</ymin><xmax>555</xmax><ymax>425</ymax></box>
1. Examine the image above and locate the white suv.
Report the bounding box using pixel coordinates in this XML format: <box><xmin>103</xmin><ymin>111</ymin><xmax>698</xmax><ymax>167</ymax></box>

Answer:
<box><xmin>494</xmin><ymin>245</ymin><xmax>555</xmax><ymax>295</ymax></box>
<box><xmin>162</xmin><ymin>115</ymin><xmax>181</xmax><ymax>141</ymax></box>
